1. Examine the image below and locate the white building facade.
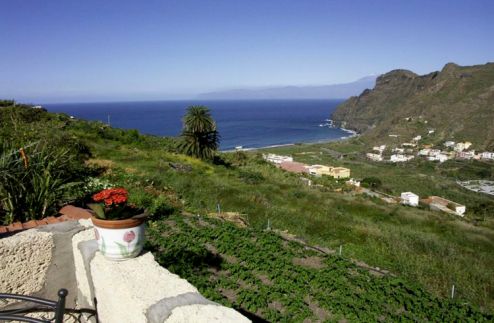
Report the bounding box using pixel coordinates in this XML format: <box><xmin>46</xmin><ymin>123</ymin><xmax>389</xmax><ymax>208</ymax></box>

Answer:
<box><xmin>400</xmin><ymin>192</ymin><xmax>419</xmax><ymax>207</ymax></box>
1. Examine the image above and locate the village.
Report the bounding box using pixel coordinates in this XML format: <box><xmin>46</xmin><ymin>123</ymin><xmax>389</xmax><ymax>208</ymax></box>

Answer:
<box><xmin>366</xmin><ymin>128</ymin><xmax>494</xmax><ymax>164</ymax></box>
<box><xmin>263</xmin><ymin>152</ymin><xmax>468</xmax><ymax>217</ymax></box>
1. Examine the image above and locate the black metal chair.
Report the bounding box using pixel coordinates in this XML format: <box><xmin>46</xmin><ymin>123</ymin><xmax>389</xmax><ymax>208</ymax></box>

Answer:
<box><xmin>0</xmin><ymin>289</ymin><xmax>67</xmax><ymax>323</ymax></box>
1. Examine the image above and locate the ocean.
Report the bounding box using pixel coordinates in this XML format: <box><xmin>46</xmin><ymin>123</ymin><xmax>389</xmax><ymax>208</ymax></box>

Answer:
<box><xmin>45</xmin><ymin>99</ymin><xmax>351</xmax><ymax>151</ymax></box>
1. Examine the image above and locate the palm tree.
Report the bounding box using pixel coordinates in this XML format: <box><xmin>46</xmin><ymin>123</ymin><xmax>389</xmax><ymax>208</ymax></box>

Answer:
<box><xmin>178</xmin><ymin>106</ymin><xmax>220</xmax><ymax>160</ymax></box>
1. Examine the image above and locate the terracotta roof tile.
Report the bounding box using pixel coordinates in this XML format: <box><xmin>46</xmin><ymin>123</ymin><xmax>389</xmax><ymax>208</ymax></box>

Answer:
<box><xmin>0</xmin><ymin>205</ymin><xmax>94</xmax><ymax>234</ymax></box>
<box><xmin>59</xmin><ymin>205</ymin><xmax>93</xmax><ymax>219</ymax></box>
<box><xmin>8</xmin><ymin>222</ymin><xmax>23</xmax><ymax>232</ymax></box>
<box><xmin>279</xmin><ymin>161</ymin><xmax>308</xmax><ymax>174</ymax></box>
<box><xmin>23</xmin><ymin>220</ymin><xmax>38</xmax><ymax>229</ymax></box>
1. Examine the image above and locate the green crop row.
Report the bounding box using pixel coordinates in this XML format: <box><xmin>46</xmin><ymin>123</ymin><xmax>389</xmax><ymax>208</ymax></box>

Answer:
<box><xmin>146</xmin><ymin>214</ymin><xmax>492</xmax><ymax>322</ymax></box>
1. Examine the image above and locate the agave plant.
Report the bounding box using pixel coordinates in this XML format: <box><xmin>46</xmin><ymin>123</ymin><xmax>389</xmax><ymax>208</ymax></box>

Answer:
<box><xmin>0</xmin><ymin>142</ymin><xmax>83</xmax><ymax>224</ymax></box>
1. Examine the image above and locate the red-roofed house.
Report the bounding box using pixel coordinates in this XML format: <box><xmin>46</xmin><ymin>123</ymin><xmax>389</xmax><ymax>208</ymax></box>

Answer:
<box><xmin>279</xmin><ymin>161</ymin><xmax>308</xmax><ymax>174</ymax></box>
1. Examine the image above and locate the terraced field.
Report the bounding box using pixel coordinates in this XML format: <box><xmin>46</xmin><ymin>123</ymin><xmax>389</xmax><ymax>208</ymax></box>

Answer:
<box><xmin>146</xmin><ymin>214</ymin><xmax>492</xmax><ymax>322</ymax></box>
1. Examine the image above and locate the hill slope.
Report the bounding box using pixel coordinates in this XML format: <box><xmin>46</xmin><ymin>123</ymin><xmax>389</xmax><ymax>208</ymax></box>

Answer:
<box><xmin>2</xmin><ymin>103</ymin><xmax>494</xmax><ymax>315</ymax></box>
<box><xmin>331</xmin><ymin>63</ymin><xmax>494</xmax><ymax>149</ymax></box>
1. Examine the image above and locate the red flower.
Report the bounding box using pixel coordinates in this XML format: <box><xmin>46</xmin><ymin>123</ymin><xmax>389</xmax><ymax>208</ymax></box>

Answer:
<box><xmin>123</xmin><ymin>231</ymin><xmax>136</xmax><ymax>243</ymax></box>
<box><xmin>92</xmin><ymin>188</ymin><xmax>128</xmax><ymax>206</ymax></box>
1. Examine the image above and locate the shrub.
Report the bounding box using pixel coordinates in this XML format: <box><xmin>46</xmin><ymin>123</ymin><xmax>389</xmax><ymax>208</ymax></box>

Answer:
<box><xmin>238</xmin><ymin>170</ymin><xmax>264</xmax><ymax>184</ymax></box>
<box><xmin>127</xmin><ymin>189</ymin><xmax>179</xmax><ymax>219</ymax></box>
<box><xmin>149</xmin><ymin>195</ymin><xmax>179</xmax><ymax>218</ymax></box>
<box><xmin>0</xmin><ymin>142</ymin><xmax>87</xmax><ymax>224</ymax></box>
<box><xmin>361</xmin><ymin>176</ymin><xmax>383</xmax><ymax>189</ymax></box>
<box><xmin>128</xmin><ymin>189</ymin><xmax>155</xmax><ymax>209</ymax></box>
<box><xmin>230</xmin><ymin>151</ymin><xmax>248</xmax><ymax>166</ymax></box>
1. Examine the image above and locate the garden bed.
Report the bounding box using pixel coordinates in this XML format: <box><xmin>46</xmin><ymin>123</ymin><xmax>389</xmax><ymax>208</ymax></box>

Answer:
<box><xmin>146</xmin><ymin>214</ymin><xmax>493</xmax><ymax>322</ymax></box>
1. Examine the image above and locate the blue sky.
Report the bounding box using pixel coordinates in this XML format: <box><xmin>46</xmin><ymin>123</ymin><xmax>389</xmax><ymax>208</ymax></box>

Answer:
<box><xmin>1</xmin><ymin>0</ymin><xmax>493</xmax><ymax>103</ymax></box>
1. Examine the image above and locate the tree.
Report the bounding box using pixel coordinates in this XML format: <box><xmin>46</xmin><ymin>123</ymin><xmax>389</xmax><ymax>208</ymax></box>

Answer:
<box><xmin>178</xmin><ymin>106</ymin><xmax>219</xmax><ymax>160</ymax></box>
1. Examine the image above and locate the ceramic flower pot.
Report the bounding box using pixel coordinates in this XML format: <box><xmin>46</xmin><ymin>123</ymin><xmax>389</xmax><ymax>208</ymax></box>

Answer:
<box><xmin>91</xmin><ymin>215</ymin><xmax>146</xmax><ymax>261</ymax></box>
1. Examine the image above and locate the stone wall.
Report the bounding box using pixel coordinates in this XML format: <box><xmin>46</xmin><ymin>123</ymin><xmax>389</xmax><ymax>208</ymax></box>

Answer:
<box><xmin>1</xmin><ymin>219</ymin><xmax>249</xmax><ymax>322</ymax></box>
<box><xmin>72</xmin><ymin>221</ymin><xmax>249</xmax><ymax>323</ymax></box>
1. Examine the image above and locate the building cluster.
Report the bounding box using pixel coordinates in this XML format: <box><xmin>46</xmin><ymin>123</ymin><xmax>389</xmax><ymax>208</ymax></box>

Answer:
<box><xmin>263</xmin><ymin>155</ymin><xmax>467</xmax><ymax>217</ymax></box>
<box><xmin>263</xmin><ymin>154</ymin><xmax>351</xmax><ymax>179</ymax></box>
<box><xmin>400</xmin><ymin>192</ymin><xmax>465</xmax><ymax>216</ymax></box>
<box><xmin>366</xmin><ymin>134</ymin><xmax>494</xmax><ymax>163</ymax></box>
<box><xmin>263</xmin><ymin>153</ymin><xmax>293</xmax><ymax>164</ymax></box>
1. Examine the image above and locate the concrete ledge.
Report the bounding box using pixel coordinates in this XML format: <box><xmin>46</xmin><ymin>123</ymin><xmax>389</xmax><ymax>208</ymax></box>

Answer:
<box><xmin>72</xmin><ymin>227</ymin><xmax>250</xmax><ymax>323</ymax></box>
<box><xmin>0</xmin><ymin>230</ymin><xmax>53</xmax><ymax>302</ymax></box>
<box><xmin>0</xmin><ymin>221</ymin><xmax>85</xmax><ymax>315</ymax></box>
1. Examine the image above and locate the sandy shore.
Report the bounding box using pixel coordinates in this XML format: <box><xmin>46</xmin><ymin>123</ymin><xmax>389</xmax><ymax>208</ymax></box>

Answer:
<box><xmin>221</xmin><ymin>128</ymin><xmax>359</xmax><ymax>153</ymax></box>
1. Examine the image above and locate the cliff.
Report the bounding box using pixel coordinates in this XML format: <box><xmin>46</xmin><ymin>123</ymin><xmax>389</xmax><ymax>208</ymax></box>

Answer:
<box><xmin>331</xmin><ymin>62</ymin><xmax>494</xmax><ymax>149</ymax></box>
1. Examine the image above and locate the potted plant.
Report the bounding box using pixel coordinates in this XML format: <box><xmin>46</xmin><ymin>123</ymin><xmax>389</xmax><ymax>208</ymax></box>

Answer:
<box><xmin>88</xmin><ymin>188</ymin><xmax>146</xmax><ymax>261</ymax></box>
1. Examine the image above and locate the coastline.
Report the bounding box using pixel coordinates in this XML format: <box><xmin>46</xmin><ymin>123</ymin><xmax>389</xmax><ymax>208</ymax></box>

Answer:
<box><xmin>221</xmin><ymin>127</ymin><xmax>358</xmax><ymax>152</ymax></box>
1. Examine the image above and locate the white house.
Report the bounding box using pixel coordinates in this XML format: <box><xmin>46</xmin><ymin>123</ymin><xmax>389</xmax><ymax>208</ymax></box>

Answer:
<box><xmin>390</xmin><ymin>154</ymin><xmax>414</xmax><ymax>163</ymax></box>
<box><xmin>372</xmin><ymin>145</ymin><xmax>386</xmax><ymax>153</ymax></box>
<box><xmin>402</xmin><ymin>143</ymin><xmax>417</xmax><ymax>148</ymax></box>
<box><xmin>480</xmin><ymin>152</ymin><xmax>494</xmax><ymax>160</ymax></box>
<box><xmin>437</xmin><ymin>154</ymin><xmax>449</xmax><ymax>163</ymax></box>
<box><xmin>457</xmin><ymin>151</ymin><xmax>476</xmax><ymax>160</ymax></box>
<box><xmin>366</xmin><ymin>153</ymin><xmax>383</xmax><ymax>161</ymax></box>
<box><xmin>454</xmin><ymin>142</ymin><xmax>472</xmax><ymax>152</ymax></box>
<box><xmin>427</xmin><ymin>154</ymin><xmax>449</xmax><ymax>163</ymax></box>
<box><xmin>392</xmin><ymin>148</ymin><xmax>405</xmax><ymax>153</ymax></box>
<box><xmin>428</xmin><ymin>129</ymin><xmax>435</xmax><ymax>134</ymax></box>
<box><xmin>346</xmin><ymin>178</ymin><xmax>361</xmax><ymax>187</ymax></box>
<box><xmin>444</xmin><ymin>141</ymin><xmax>455</xmax><ymax>148</ymax></box>
<box><xmin>429</xmin><ymin>149</ymin><xmax>442</xmax><ymax>156</ymax></box>
<box><xmin>418</xmin><ymin>148</ymin><xmax>431</xmax><ymax>156</ymax></box>
<box><xmin>412</xmin><ymin>135</ymin><xmax>422</xmax><ymax>142</ymax></box>
<box><xmin>400</xmin><ymin>192</ymin><xmax>419</xmax><ymax>207</ymax></box>
<box><xmin>263</xmin><ymin>154</ymin><xmax>293</xmax><ymax>164</ymax></box>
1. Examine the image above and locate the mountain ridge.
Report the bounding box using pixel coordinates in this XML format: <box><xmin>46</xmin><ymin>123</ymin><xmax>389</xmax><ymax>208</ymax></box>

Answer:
<box><xmin>331</xmin><ymin>62</ymin><xmax>494</xmax><ymax>149</ymax></box>
<box><xmin>196</xmin><ymin>76</ymin><xmax>377</xmax><ymax>100</ymax></box>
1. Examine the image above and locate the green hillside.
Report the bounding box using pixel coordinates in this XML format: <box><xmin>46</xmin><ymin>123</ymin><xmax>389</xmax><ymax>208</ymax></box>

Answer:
<box><xmin>331</xmin><ymin>62</ymin><xmax>494</xmax><ymax>149</ymax></box>
<box><xmin>1</xmin><ymin>103</ymin><xmax>493</xmax><ymax>320</ymax></box>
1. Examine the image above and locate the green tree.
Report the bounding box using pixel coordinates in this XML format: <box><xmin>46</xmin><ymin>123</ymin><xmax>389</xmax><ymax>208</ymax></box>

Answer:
<box><xmin>178</xmin><ymin>106</ymin><xmax>219</xmax><ymax>160</ymax></box>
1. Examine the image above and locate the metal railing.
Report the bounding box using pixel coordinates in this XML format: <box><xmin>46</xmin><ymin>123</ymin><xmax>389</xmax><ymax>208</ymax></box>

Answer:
<box><xmin>0</xmin><ymin>289</ymin><xmax>67</xmax><ymax>323</ymax></box>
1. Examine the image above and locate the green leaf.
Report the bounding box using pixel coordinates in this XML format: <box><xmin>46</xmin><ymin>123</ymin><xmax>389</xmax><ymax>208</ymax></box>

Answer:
<box><xmin>88</xmin><ymin>203</ymin><xmax>106</xmax><ymax>219</ymax></box>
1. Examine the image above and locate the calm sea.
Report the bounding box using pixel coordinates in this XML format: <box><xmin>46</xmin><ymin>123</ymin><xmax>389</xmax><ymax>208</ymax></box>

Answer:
<box><xmin>45</xmin><ymin>99</ymin><xmax>349</xmax><ymax>151</ymax></box>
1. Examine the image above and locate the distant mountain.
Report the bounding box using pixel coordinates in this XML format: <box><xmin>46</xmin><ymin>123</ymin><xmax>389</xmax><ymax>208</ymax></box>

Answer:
<box><xmin>331</xmin><ymin>62</ymin><xmax>494</xmax><ymax>149</ymax></box>
<box><xmin>196</xmin><ymin>76</ymin><xmax>377</xmax><ymax>100</ymax></box>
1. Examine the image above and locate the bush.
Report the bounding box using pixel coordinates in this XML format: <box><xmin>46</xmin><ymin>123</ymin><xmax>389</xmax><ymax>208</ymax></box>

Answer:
<box><xmin>0</xmin><ymin>142</ymin><xmax>88</xmax><ymax>224</ymax></box>
<box><xmin>149</xmin><ymin>195</ymin><xmax>179</xmax><ymax>218</ymax></box>
<box><xmin>238</xmin><ymin>170</ymin><xmax>264</xmax><ymax>184</ymax></box>
<box><xmin>361</xmin><ymin>176</ymin><xmax>383</xmax><ymax>189</ymax></box>
<box><xmin>128</xmin><ymin>189</ymin><xmax>179</xmax><ymax>219</ymax></box>
<box><xmin>128</xmin><ymin>189</ymin><xmax>155</xmax><ymax>209</ymax></box>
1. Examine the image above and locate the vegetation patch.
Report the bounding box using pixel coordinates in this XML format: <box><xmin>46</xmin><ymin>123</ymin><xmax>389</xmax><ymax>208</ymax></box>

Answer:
<box><xmin>146</xmin><ymin>214</ymin><xmax>492</xmax><ymax>322</ymax></box>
